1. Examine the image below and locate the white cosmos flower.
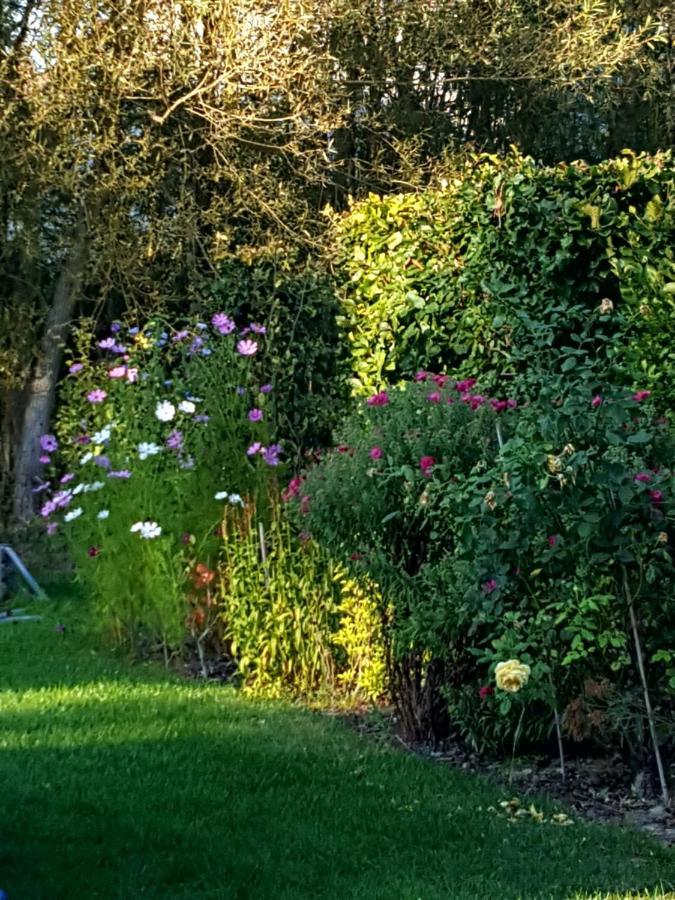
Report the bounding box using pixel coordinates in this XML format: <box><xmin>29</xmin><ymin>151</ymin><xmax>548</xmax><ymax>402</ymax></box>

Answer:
<box><xmin>130</xmin><ymin>521</ymin><xmax>143</xmax><ymax>533</ymax></box>
<box><xmin>80</xmin><ymin>452</ymin><xmax>93</xmax><ymax>465</ymax></box>
<box><xmin>178</xmin><ymin>400</ymin><xmax>196</xmax><ymax>414</ymax></box>
<box><xmin>228</xmin><ymin>493</ymin><xmax>244</xmax><ymax>506</ymax></box>
<box><xmin>97</xmin><ymin>510</ymin><xmax>110</xmax><ymax>519</ymax></box>
<box><xmin>92</xmin><ymin>425</ymin><xmax>112</xmax><ymax>444</ymax></box>
<box><xmin>138</xmin><ymin>441</ymin><xmax>162</xmax><ymax>460</ymax></box>
<box><xmin>155</xmin><ymin>401</ymin><xmax>176</xmax><ymax>422</ymax></box>
<box><xmin>214</xmin><ymin>491</ymin><xmax>228</xmax><ymax>500</ymax></box>
<box><xmin>72</xmin><ymin>483</ymin><xmax>85</xmax><ymax>495</ymax></box>
<box><xmin>85</xmin><ymin>481</ymin><xmax>105</xmax><ymax>492</ymax></box>
<box><xmin>130</xmin><ymin>520</ymin><xmax>162</xmax><ymax>539</ymax></box>
<box><xmin>64</xmin><ymin>507</ymin><xmax>83</xmax><ymax>522</ymax></box>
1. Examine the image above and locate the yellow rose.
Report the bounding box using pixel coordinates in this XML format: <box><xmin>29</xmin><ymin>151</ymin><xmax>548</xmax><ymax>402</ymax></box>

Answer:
<box><xmin>495</xmin><ymin>659</ymin><xmax>531</xmax><ymax>693</ymax></box>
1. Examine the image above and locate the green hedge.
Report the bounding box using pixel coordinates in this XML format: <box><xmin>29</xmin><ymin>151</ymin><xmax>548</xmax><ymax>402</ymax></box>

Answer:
<box><xmin>335</xmin><ymin>150</ymin><xmax>675</xmax><ymax>402</ymax></box>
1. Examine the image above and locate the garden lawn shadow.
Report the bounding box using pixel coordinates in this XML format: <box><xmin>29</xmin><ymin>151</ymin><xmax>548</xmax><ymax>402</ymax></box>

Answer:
<box><xmin>0</xmin><ymin>599</ymin><xmax>673</xmax><ymax>900</ymax></box>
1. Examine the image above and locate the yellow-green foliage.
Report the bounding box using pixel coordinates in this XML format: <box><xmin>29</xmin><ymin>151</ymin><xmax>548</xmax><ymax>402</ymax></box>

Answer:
<box><xmin>218</xmin><ymin>499</ymin><xmax>386</xmax><ymax>703</ymax></box>
<box><xmin>332</xmin><ymin>564</ymin><xmax>388</xmax><ymax>703</ymax></box>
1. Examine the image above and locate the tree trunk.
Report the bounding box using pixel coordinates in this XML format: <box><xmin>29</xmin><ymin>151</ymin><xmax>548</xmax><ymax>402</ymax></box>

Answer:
<box><xmin>11</xmin><ymin>224</ymin><xmax>88</xmax><ymax>523</ymax></box>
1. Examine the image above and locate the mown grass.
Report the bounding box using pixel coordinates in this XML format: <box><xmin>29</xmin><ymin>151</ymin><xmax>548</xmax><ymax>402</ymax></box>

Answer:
<box><xmin>0</xmin><ymin>589</ymin><xmax>673</xmax><ymax>899</ymax></box>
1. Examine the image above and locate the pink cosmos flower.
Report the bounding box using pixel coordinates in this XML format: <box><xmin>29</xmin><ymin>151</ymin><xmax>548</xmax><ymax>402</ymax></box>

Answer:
<box><xmin>591</xmin><ymin>395</ymin><xmax>603</xmax><ymax>409</ymax></box>
<box><xmin>427</xmin><ymin>391</ymin><xmax>441</xmax><ymax>404</ymax></box>
<box><xmin>366</xmin><ymin>391</ymin><xmax>390</xmax><ymax>407</ymax></box>
<box><xmin>369</xmin><ymin>446</ymin><xmax>383</xmax><ymax>460</ymax></box>
<box><xmin>246</xmin><ymin>442</ymin><xmax>263</xmax><ymax>456</ymax></box>
<box><xmin>212</xmin><ymin>312</ymin><xmax>235</xmax><ymax>335</ymax></box>
<box><xmin>108</xmin><ymin>366</ymin><xmax>126</xmax><ymax>379</ymax></box>
<box><xmin>482</xmin><ymin>578</ymin><xmax>498</xmax><ymax>595</ymax></box>
<box><xmin>87</xmin><ymin>389</ymin><xmax>107</xmax><ymax>404</ymax></box>
<box><xmin>39</xmin><ymin>455</ymin><xmax>51</xmax><ymax>465</ymax></box>
<box><xmin>633</xmin><ymin>390</ymin><xmax>651</xmax><ymax>402</ymax></box>
<box><xmin>69</xmin><ymin>363</ymin><xmax>84</xmax><ymax>374</ymax></box>
<box><xmin>419</xmin><ymin>455</ymin><xmax>435</xmax><ymax>477</ymax></box>
<box><xmin>248</xmin><ymin>408</ymin><xmax>264</xmax><ymax>422</ymax></box>
<box><xmin>237</xmin><ymin>339</ymin><xmax>258</xmax><ymax>356</ymax></box>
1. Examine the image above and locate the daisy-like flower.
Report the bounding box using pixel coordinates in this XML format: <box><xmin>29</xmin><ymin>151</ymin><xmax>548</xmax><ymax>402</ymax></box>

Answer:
<box><xmin>247</xmin><ymin>442</ymin><xmax>263</xmax><ymax>456</ymax></box>
<box><xmin>98</xmin><ymin>337</ymin><xmax>116</xmax><ymax>350</ymax></box>
<box><xmin>236</xmin><ymin>339</ymin><xmax>258</xmax><ymax>356</ymax></box>
<box><xmin>214</xmin><ymin>491</ymin><xmax>228</xmax><ymax>500</ymax></box>
<box><xmin>108</xmin><ymin>366</ymin><xmax>127</xmax><ymax>379</ymax></box>
<box><xmin>263</xmin><ymin>444</ymin><xmax>282</xmax><ymax>466</ymax></box>
<box><xmin>212</xmin><ymin>312</ymin><xmax>235</xmax><ymax>335</ymax></box>
<box><xmin>87</xmin><ymin>389</ymin><xmax>107</xmax><ymax>404</ymax></box>
<box><xmin>108</xmin><ymin>470</ymin><xmax>132</xmax><ymax>479</ymax></box>
<box><xmin>85</xmin><ymin>481</ymin><xmax>105</xmax><ymax>492</ymax></box>
<box><xmin>248</xmin><ymin>408</ymin><xmax>264</xmax><ymax>422</ymax></box>
<box><xmin>138</xmin><ymin>442</ymin><xmax>162</xmax><ymax>460</ymax></box>
<box><xmin>155</xmin><ymin>400</ymin><xmax>176</xmax><ymax>422</ymax></box>
<box><xmin>40</xmin><ymin>434</ymin><xmax>58</xmax><ymax>453</ymax></box>
<box><xmin>92</xmin><ymin>425</ymin><xmax>112</xmax><ymax>444</ymax></box>
<box><xmin>80</xmin><ymin>452</ymin><xmax>93</xmax><ymax>465</ymax></box>
<box><xmin>228</xmin><ymin>493</ymin><xmax>244</xmax><ymax>506</ymax></box>
<box><xmin>64</xmin><ymin>507</ymin><xmax>83</xmax><ymax>522</ymax></box>
<box><xmin>178</xmin><ymin>400</ymin><xmax>196</xmax><ymax>414</ymax></box>
<box><xmin>97</xmin><ymin>509</ymin><xmax>110</xmax><ymax>519</ymax></box>
<box><xmin>69</xmin><ymin>363</ymin><xmax>84</xmax><ymax>374</ymax></box>
<box><xmin>166</xmin><ymin>430</ymin><xmax>183</xmax><ymax>450</ymax></box>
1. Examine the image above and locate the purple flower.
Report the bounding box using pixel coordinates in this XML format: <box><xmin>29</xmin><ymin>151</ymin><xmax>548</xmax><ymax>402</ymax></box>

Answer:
<box><xmin>69</xmin><ymin>363</ymin><xmax>84</xmax><ymax>375</ymax></box>
<box><xmin>128</xmin><ymin>326</ymin><xmax>139</xmax><ymax>335</ymax></box>
<box><xmin>39</xmin><ymin>455</ymin><xmax>51</xmax><ymax>465</ymax></box>
<box><xmin>112</xmin><ymin>343</ymin><xmax>127</xmax><ymax>354</ymax></box>
<box><xmin>46</xmin><ymin>522</ymin><xmax>58</xmax><ymax>536</ymax></box>
<box><xmin>94</xmin><ymin>455</ymin><xmax>111</xmax><ymax>469</ymax></box>
<box><xmin>98</xmin><ymin>337</ymin><xmax>116</xmax><ymax>350</ymax></box>
<box><xmin>591</xmin><ymin>395</ymin><xmax>603</xmax><ymax>409</ymax></box>
<box><xmin>248</xmin><ymin>408</ymin><xmax>264</xmax><ymax>422</ymax></box>
<box><xmin>32</xmin><ymin>481</ymin><xmax>51</xmax><ymax>494</ymax></box>
<box><xmin>247</xmin><ymin>442</ymin><xmax>263</xmax><ymax>456</ymax></box>
<box><xmin>366</xmin><ymin>391</ymin><xmax>390</xmax><ymax>407</ymax></box>
<box><xmin>60</xmin><ymin>473</ymin><xmax>75</xmax><ymax>484</ymax></box>
<box><xmin>110</xmin><ymin>322</ymin><xmax>121</xmax><ymax>333</ymax></box>
<box><xmin>87</xmin><ymin>389</ymin><xmax>107</xmax><ymax>404</ymax></box>
<box><xmin>263</xmin><ymin>444</ymin><xmax>282</xmax><ymax>466</ymax></box>
<box><xmin>194</xmin><ymin>414</ymin><xmax>210</xmax><ymax>424</ymax></box>
<box><xmin>40</xmin><ymin>499</ymin><xmax>57</xmax><ymax>518</ymax></box>
<box><xmin>172</xmin><ymin>330</ymin><xmax>190</xmax><ymax>343</ymax></box>
<box><xmin>108</xmin><ymin>469</ymin><xmax>132</xmax><ymax>479</ymax></box>
<box><xmin>236</xmin><ymin>386</ymin><xmax>246</xmax><ymax>396</ymax></box>
<box><xmin>53</xmin><ymin>490</ymin><xmax>72</xmax><ymax>510</ymax></box>
<box><xmin>212</xmin><ymin>313</ymin><xmax>236</xmax><ymax>335</ymax></box>
<box><xmin>188</xmin><ymin>336</ymin><xmax>204</xmax><ymax>354</ymax></box>
<box><xmin>237</xmin><ymin>339</ymin><xmax>258</xmax><ymax>357</ymax></box>
<box><xmin>249</xmin><ymin>323</ymin><xmax>267</xmax><ymax>334</ymax></box>
<box><xmin>259</xmin><ymin>384</ymin><xmax>273</xmax><ymax>394</ymax></box>
<box><xmin>40</xmin><ymin>434</ymin><xmax>58</xmax><ymax>453</ymax></box>
<box><xmin>166</xmin><ymin>429</ymin><xmax>183</xmax><ymax>450</ymax></box>
<box><xmin>76</xmin><ymin>435</ymin><xmax>91</xmax><ymax>445</ymax></box>
<box><xmin>482</xmin><ymin>579</ymin><xmax>498</xmax><ymax>595</ymax></box>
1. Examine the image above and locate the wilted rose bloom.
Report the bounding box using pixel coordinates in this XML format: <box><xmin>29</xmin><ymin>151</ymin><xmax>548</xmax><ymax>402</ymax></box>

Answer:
<box><xmin>479</xmin><ymin>685</ymin><xmax>494</xmax><ymax>700</ymax></box>
<box><xmin>495</xmin><ymin>659</ymin><xmax>531</xmax><ymax>693</ymax></box>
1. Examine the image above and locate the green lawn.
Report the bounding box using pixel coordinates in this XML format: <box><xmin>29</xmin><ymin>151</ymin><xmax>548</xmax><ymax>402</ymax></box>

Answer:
<box><xmin>0</xmin><ymin>594</ymin><xmax>673</xmax><ymax>900</ymax></box>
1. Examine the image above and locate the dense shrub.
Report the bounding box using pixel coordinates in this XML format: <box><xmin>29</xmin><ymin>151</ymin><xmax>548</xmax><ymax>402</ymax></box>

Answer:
<box><xmin>293</xmin><ymin>371</ymin><xmax>675</xmax><ymax>797</ymax></box>
<box><xmin>335</xmin><ymin>150</ymin><xmax>675</xmax><ymax>403</ymax></box>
